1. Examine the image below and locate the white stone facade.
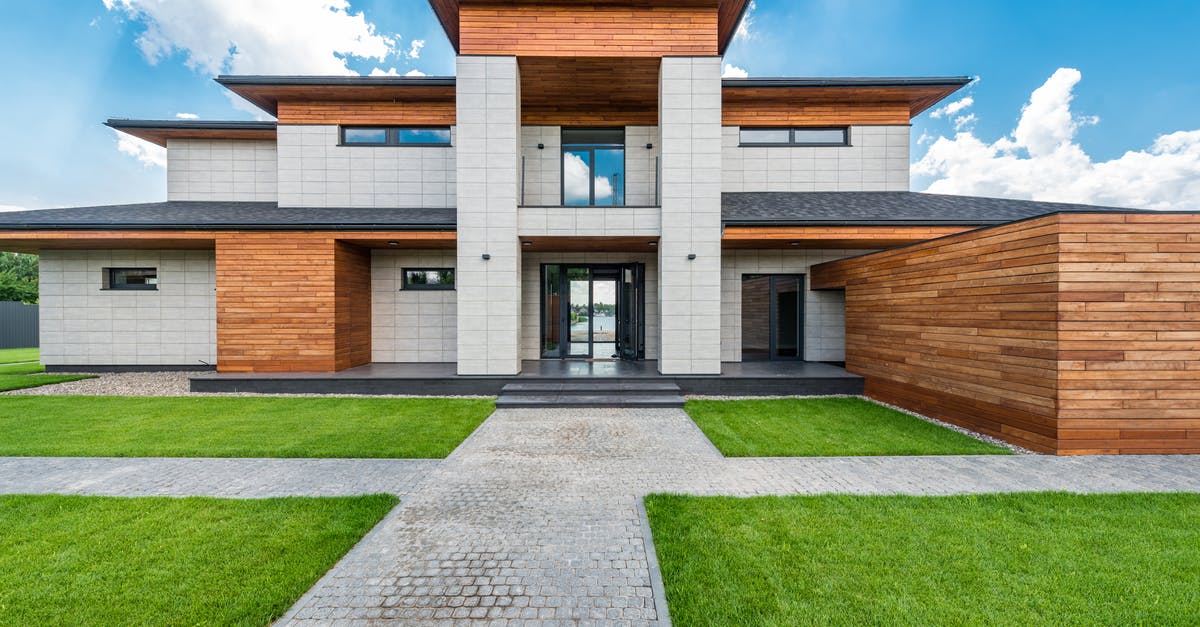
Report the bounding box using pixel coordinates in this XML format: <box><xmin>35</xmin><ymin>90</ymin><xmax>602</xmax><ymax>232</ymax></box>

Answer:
<box><xmin>720</xmin><ymin>249</ymin><xmax>874</xmax><ymax>363</ymax></box>
<box><xmin>276</xmin><ymin>125</ymin><xmax>456</xmax><ymax>208</ymax></box>
<box><xmin>371</xmin><ymin>250</ymin><xmax>457</xmax><ymax>363</ymax></box>
<box><xmin>39</xmin><ymin>250</ymin><xmax>216</xmax><ymax>366</ymax></box>
<box><xmin>166</xmin><ymin>139</ymin><xmax>277</xmax><ymax>202</ymax></box>
<box><xmin>455</xmin><ymin>56</ymin><xmax>523</xmax><ymax>375</ymax></box>
<box><xmin>722</xmin><ymin>125</ymin><xmax>910</xmax><ymax>192</ymax></box>
<box><xmin>657</xmin><ymin>57</ymin><xmax>724</xmax><ymax>374</ymax></box>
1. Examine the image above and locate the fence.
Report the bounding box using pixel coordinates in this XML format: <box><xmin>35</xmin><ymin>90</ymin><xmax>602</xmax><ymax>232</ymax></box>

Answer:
<box><xmin>0</xmin><ymin>301</ymin><xmax>38</xmax><ymax>349</ymax></box>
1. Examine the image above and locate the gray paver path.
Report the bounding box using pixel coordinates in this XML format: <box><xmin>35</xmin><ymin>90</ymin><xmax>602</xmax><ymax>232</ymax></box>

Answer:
<box><xmin>3</xmin><ymin>407</ymin><xmax>1199</xmax><ymax>625</ymax></box>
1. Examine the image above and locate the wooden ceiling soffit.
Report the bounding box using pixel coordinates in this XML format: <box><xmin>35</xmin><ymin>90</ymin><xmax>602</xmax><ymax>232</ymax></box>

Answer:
<box><xmin>520</xmin><ymin>236</ymin><xmax>659</xmax><ymax>253</ymax></box>
<box><xmin>520</xmin><ymin>57</ymin><xmax>660</xmax><ymax>126</ymax></box>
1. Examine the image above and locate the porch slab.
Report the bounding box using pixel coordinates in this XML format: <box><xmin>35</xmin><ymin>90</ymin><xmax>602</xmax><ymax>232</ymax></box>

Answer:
<box><xmin>189</xmin><ymin>360</ymin><xmax>863</xmax><ymax>396</ymax></box>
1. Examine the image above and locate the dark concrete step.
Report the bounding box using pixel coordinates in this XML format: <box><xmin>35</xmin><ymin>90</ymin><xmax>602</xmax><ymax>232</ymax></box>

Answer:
<box><xmin>495</xmin><ymin>393</ymin><xmax>685</xmax><ymax>408</ymax></box>
<box><xmin>500</xmin><ymin>382</ymin><xmax>681</xmax><ymax>395</ymax></box>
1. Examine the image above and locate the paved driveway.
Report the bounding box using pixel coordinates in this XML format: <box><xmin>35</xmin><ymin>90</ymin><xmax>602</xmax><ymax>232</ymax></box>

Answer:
<box><xmin>3</xmin><ymin>407</ymin><xmax>1200</xmax><ymax>625</ymax></box>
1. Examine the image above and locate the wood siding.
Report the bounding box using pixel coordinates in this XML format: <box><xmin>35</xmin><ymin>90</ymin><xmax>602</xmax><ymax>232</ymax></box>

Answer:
<box><xmin>277</xmin><ymin>100</ymin><xmax>456</xmax><ymax>126</ymax></box>
<box><xmin>334</xmin><ymin>242</ymin><xmax>372</xmax><ymax>370</ymax></box>
<box><xmin>459</xmin><ymin>3</ymin><xmax>719</xmax><ymax>56</ymax></box>
<box><xmin>725</xmin><ymin>225</ymin><xmax>972</xmax><ymax>250</ymax></box>
<box><xmin>811</xmin><ymin>213</ymin><xmax>1200</xmax><ymax>455</ymax></box>
<box><xmin>724</xmin><ymin>100</ymin><xmax>912</xmax><ymax>126</ymax></box>
<box><xmin>1056</xmin><ymin>213</ymin><xmax>1200</xmax><ymax>454</ymax></box>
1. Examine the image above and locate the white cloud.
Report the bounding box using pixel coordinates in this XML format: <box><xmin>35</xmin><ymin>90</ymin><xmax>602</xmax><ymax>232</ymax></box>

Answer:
<box><xmin>407</xmin><ymin>39</ymin><xmax>425</xmax><ymax>59</ymax></box>
<box><xmin>174</xmin><ymin>112</ymin><xmax>200</xmax><ymax>119</ymax></box>
<box><xmin>405</xmin><ymin>69</ymin><xmax>426</xmax><ymax>77</ymax></box>
<box><xmin>913</xmin><ymin>68</ymin><xmax>1200</xmax><ymax>211</ymax></box>
<box><xmin>930</xmin><ymin>96</ymin><xmax>973</xmax><ymax>119</ymax></box>
<box><xmin>594</xmin><ymin>176</ymin><xmax>614</xmax><ymax>202</ymax></box>
<box><xmin>114</xmin><ymin>130</ymin><xmax>167</xmax><ymax>169</ymax></box>
<box><xmin>734</xmin><ymin>1</ymin><xmax>756</xmax><ymax>42</ymax></box>
<box><xmin>917</xmin><ymin>131</ymin><xmax>934</xmax><ymax>146</ymax></box>
<box><xmin>722</xmin><ymin>64</ymin><xmax>749</xmax><ymax>79</ymax></box>
<box><xmin>952</xmin><ymin>113</ymin><xmax>977</xmax><ymax>131</ymax></box>
<box><xmin>102</xmin><ymin>0</ymin><xmax>397</xmax><ymax>77</ymax></box>
<box><xmin>563</xmin><ymin>153</ymin><xmax>590</xmax><ymax>204</ymax></box>
<box><xmin>370</xmin><ymin>67</ymin><xmax>399</xmax><ymax>76</ymax></box>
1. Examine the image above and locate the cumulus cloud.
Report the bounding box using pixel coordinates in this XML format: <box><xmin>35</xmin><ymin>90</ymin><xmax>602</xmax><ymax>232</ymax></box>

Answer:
<box><xmin>952</xmin><ymin>113</ymin><xmax>977</xmax><ymax>131</ymax></box>
<box><xmin>913</xmin><ymin>68</ymin><xmax>1200</xmax><ymax>211</ymax></box>
<box><xmin>930</xmin><ymin>96</ymin><xmax>973</xmax><ymax>119</ymax></box>
<box><xmin>734</xmin><ymin>1</ymin><xmax>757</xmax><ymax>42</ymax></box>
<box><xmin>722</xmin><ymin>64</ymin><xmax>749</xmax><ymax>78</ymax></box>
<box><xmin>174</xmin><ymin>112</ymin><xmax>199</xmax><ymax>119</ymax></box>
<box><xmin>114</xmin><ymin>130</ymin><xmax>167</xmax><ymax>169</ymax></box>
<box><xmin>562</xmin><ymin>153</ymin><xmax>613</xmax><ymax>204</ymax></box>
<box><xmin>405</xmin><ymin>69</ymin><xmax>426</xmax><ymax>77</ymax></box>
<box><xmin>370</xmin><ymin>67</ymin><xmax>426</xmax><ymax>77</ymax></box>
<box><xmin>407</xmin><ymin>39</ymin><xmax>425</xmax><ymax>59</ymax></box>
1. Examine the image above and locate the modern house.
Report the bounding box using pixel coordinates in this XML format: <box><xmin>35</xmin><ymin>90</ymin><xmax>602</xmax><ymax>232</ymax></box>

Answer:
<box><xmin>1</xmin><ymin>0</ymin><xmax>1196</xmax><ymax>455</ymax></box>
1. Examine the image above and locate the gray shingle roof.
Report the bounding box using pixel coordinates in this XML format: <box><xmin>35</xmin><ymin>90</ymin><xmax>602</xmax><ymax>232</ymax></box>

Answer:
<box><xmin>721</xmin><ymin>192</ymin><xmax>1141</xmax><ymax>226</ymax></box>
<box><xmin>0</xmin><ymin>202</ymin><xmax>455</xmax><ymax>230</ymax></box>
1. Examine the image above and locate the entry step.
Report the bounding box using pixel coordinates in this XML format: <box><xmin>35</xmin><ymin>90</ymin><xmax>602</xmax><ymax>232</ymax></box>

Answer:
<box><xmin>496</xmin><ymin>381</ymin><xmax>684</xmax><ymax>408</ymax></box>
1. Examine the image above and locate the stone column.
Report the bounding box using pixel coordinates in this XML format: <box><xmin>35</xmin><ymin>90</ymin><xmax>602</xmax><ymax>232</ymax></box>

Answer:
<box><xmin>657</xmin><ymin>57</ymin><xmax>723</xmax><ymax>375</ymax></box>
<box><xmin>455</xmin><ymin>56</ymin><xmax>523</xmax><ymax>375</ymax></box>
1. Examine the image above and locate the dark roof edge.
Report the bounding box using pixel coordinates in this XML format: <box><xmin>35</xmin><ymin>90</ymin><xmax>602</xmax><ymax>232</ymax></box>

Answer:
<box><xmin>810</xmin><ymin>209</ymin><xmax>1200</xmax><ymax>271</ymax></box>
<box><xmin>722</xmin><ymin>76</ymin><xmax>972</xmax><ymax>89</ymax></box>
<box><xmin>0</xmin><ymin>223</ymin><xmax>456</xmax><ymax>232</ymax></box>
<box><xmin>215</xmin><ymin>75</ymin><xmax>458</xmax><ymax>87</ymax></box>
<box><xmin>104</xmin><ymin>119</ymin><xmax>278</xmax><ymax>131</ymax></box>
<box><xmin>722</xmin><ymin>219</ymin><xmax>1005</xmax><ymax>227</ymax></box>
<box><xmin>719</xmin><ymin>0</ymin><xmax>755</xmax><ymax>55</ymax></box>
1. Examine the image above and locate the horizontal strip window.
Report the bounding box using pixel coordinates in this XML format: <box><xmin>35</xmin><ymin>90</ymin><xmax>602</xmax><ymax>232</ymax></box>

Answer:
<box><xmin>340</xmin><ymin>126</ymin><xmax>452</xmax><ymax>147</ymax></box>
<box><xmin>739</xmin><ymin>127</ymin><xmax>850</xmax><ymax>147</ymax></box>
<box><xmin>402</xmin><ymin>268</ymin><xmax>455</xmax><ymax>290</ymax></box>
<box><xmin>104</xmin><ymin>267</ymin><xmax>157</xmax><ymax>291</ymax></box>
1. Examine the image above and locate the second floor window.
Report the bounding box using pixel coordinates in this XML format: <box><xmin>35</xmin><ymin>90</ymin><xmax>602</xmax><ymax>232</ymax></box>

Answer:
<box><xmin>562</xmin><ymin>128</ymin><xmax>625</xmax><ymax>207</ymax></box>
<box><xmin>739</xmin><ymin>127</ymin><xmax>849</xmax><ymax>147</ymax></box>
<box><xmin>341</xmin><ymin>126</ymin><xmax>452</xmax><ymax>147</ymax></box>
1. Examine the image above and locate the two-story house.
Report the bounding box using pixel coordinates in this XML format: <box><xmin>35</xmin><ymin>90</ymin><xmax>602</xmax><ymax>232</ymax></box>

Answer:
<box><xmin>1</xmin><ymin>0</ymin><xmax>1197</xmax><ymax>455</ymax></box>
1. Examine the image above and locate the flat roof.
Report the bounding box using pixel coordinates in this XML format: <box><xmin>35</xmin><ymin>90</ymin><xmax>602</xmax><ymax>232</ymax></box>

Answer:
<box><xmin>105</xmin><ymin>119</ymin><xmax>277</xmax><ymax>147</ymax></box>
<box><xmin>0</xmin><ymin>202</ymin><xmax>456</xmax><ymax>230</ymax></box>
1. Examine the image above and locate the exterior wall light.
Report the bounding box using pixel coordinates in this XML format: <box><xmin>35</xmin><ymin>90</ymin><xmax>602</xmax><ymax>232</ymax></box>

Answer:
<box><xmin>687</xmin><ymin>254</ymin><xmax>697</xmax><ymax>260</ymax></box>
<box><xmin>482</xmin><ymin>253</ymin><xmax>491</xmax><ymax>260</ymax></box>
<box><xmin>646</xmin><ymin>143</ymin><xmax>654</xmax><ymax>149</ymax></box>
<box><xmin>387</xmin><ymin>241</ymin><xmax>399</xmax><ymax>246</ymax></box>
<box><xmin>537</xmin><ymin>143</ymin><xmax>545</xmax><ymax>150</ymax></box>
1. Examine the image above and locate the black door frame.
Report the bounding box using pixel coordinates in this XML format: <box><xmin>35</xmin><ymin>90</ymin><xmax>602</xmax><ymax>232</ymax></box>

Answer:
<box><xmin>741</xmin><ymin>273</ymin><xmax>806</xmax><ymax>361</ymax></box>
<box><xmin>540</xmin><ymin>263</ymin><xmax>645</xmax><ymax>360</ymax></box>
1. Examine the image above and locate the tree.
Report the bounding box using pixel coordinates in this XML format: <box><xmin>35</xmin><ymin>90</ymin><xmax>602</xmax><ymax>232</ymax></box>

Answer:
<box><xmin>0</xmin><ymin>252</ymin><xmax>38</xmax><ymax>304</ymax></box>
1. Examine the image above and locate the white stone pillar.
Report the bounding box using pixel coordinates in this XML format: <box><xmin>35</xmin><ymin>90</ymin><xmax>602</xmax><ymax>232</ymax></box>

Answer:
<box><xmin>658</xmin><ymin>57</ymin><xmax>723</xmax><ymax>375</ymax></box>
<box><xmin>456</xmin><ymin>56</ymin><xmax>522</xmax><ymax>375</ymax></box>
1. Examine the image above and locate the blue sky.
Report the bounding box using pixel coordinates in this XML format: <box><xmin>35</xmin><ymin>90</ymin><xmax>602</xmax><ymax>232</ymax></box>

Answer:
<box><xmin>1</xmin><ymin>0</ymin><xmax>1198</xmax><ymax>211</ymax></box>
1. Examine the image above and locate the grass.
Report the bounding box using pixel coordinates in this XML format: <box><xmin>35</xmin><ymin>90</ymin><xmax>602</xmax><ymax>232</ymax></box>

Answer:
<box><xmin>0</xmin><ymin>396</ymin><xmax>494</xmax><ymax>458</ymax></box>
<box><xmin>645</xmin><ymin>492</ymin><xmax>1200</xmax><ymax>626</ymax></box>
<box><xmin>0</xmin><ymin>494</ymin><xmax>397</xmax><ymax>625</ymax></box>
<box><xmin>0</xmin><ymin>359</ymin><xmax>94</xmax><ymax>392</ymax></box>
<box><xmin>0</xmin><ymin>347</ymin><xmax>38</xmax><ymax>364</ymax></box>
<box><xmin>685</xmin><ymin>397</ymin><xmax>1009</xmax><ymax>456</ymax></box>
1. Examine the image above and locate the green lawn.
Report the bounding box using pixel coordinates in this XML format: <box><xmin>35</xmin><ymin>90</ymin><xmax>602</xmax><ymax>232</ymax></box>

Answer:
<box><xmin>685</xmin><ymin>397</ymin><xmax>1009</xmax><ymax>456</ymax></box>
<box><xmin>646</xmin><ymin>492</ymin><xmax>1200</xmax><ymax>626</ymax></box>
<box><xmin>0</xmin><ymin>347</ymin><xmax>38</xmax><ymax>364</ymax></box>
<box><xmin>0</xmin><ymin>360</ymin><xmax>94</xmax><ymax>392</ymax></box>
<box><xmin>0</xmin><ymin>396</ymin><xmax>494</xmax><ymax>458</ymax></box>
<box><xmin>0</xmin><ymin>494</ymin><xmax>396</xmax><ymax>625</ymax></box>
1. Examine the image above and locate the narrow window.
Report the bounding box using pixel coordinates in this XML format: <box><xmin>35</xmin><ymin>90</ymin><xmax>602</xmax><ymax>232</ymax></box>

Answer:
<box><xmin>739</xmin><ymin>127</ymin><xmax>850</xmax><ymax>147</ymax></box>
<box><xmin>106</xmin><ymin>268</ymin><xmax>158</xmax><ymax>291</ymax></box>
<box><xmin>340</xmin><ymin>126</ymin><xmax>452</xmax><ymax>147</ymax></box>
<box><xmin>402</xmin><ymin>268</ymin><xmax>455</xmax><ymax>290</ymax></box>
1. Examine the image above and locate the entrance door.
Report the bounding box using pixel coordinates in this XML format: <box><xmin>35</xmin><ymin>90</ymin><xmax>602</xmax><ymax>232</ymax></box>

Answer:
<box><xmin>542</xmin><ymin>263</ymin><xmax>644</xmax><ymax>360</ymax></box>
<box><xmin>741</xmin><ymin>274</ymin><xmax>805</xmax><ymax>361</ymax></box>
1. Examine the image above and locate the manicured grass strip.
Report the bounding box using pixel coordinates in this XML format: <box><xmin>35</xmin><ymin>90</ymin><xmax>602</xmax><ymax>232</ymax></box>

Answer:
<box><xmin>646</xmin><ymin>492</ymin><xmax>1200</xmax><ymax>626</ymax></box>
<box><xmin>685</xmin><ymin>397</ymin><xmax>1009</xmax><ymax>456</ymax></box>
<box><xmin>0</xmin><ymin>373</ymin><xmax>93</xmax><ymax>392</ymax></box>
<box><xmin>0</xmin><ymin>494</ymin><xmax>396</xmax><ymax>625</ymax></box>
<box><xmin>0</xmin><ymin>347</ymin><xmax>37</xmax><ymax>364</ymax></box>
<box><xmin>0</xmin><ymin>361</ymin><xmax>47</xmax><ymax>375</ymax></box>
<box><xmin>0</xmin><ymin>396</ymin><xmax>495</xmax><ymax>458</ymax></box>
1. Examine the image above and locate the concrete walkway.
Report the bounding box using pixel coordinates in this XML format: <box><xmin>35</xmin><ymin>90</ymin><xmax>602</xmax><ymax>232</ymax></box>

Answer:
<box><xmin>3</xmin><ymin>407</ymin><xmax>1199</xmax><ymax>625</ymax></box>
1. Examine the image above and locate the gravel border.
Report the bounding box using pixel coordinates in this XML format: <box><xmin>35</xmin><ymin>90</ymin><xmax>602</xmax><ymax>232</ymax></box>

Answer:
<box><xmin>686</xmin><ymin>393</ymin><xmax>1036</xmax><ymax>455</ymax></box>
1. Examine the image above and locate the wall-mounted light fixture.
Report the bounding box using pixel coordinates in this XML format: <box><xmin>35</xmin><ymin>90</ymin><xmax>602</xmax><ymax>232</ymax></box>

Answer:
<box><xmin>646</xmin><ymin>143</ymin><xmax>654</xmax><ymax>150</ymax></box>
<box><xmin>537</xmin><ymin>143</ymin><xmax>545</xmax><ymax>150</ymax></box>
<box><xmin>648</xmin><ymin>241</ymin><xmax>657</xmax><ymax>247</ymax></box>
<box><xmin>482</xmin><ymin>253</ymin><xmax>491</xmax><ymax>260</ymax></box>
<box><xmin>687</xmin><ymin>253</ymin><xmax>697</xmax><ymax>260</ymax></box>
<box><xmin>522</xmin><ymin>241</ymin><xmax>532</xmax><ymax>247</ymax></box>
<box><xmin>387</xmin><ymin>241</ymin><xmax>399</xmax><ymax>247</ymax></box>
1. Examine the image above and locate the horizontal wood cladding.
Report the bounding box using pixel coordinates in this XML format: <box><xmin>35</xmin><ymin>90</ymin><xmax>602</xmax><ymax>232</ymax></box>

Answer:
<box><xmin>520</xmin><ymin>57</ymin><xmax>659</xmax><ymax>126</ymax></box>
<box><xmin>1055</xmin><ymin>213</ymin><xmax>1200</xmax><ymax>454</ymax></box>
<box><xmin>277</xmin><ymin>100</ymin><xmax>456</xmax><ymax>126</ymax></box>
<box><xmin>813</xmin><ymin>212</ymin><xmax>1200</xmax><ymax>455</ymax></box>
<box><xmin>725</xmin><ymin>225</ymin><xmax>972</xmax><ymax>252</ymax></box>
<box><xmin>459</xmin><ymin>3</ymin><xmax>719</xmax><ymax>56</ymax></box>
<box><xmin>724</xmin><ymin>100</ymin><xmax>912</xmax><ymax>126</ymax></box>
<box><xmin>334</xmin><ymin>242</ymin><xmax>372</xmax><ymax>371</ymax></box>
<box><xmin>814</xmin><ymin>216</ymin><xmax>1064</xmax><ymax>453</ymax></box>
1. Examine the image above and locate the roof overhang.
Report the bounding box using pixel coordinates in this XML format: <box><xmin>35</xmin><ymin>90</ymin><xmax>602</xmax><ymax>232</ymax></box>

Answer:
<box><xmin>722</xmin><ymin>76</ymin><xmax>972</xmax><ymax>118</ymax></box>
<box><xmin>427</xmin><ymin>0</ymin><xmax>751</xmax><ymax>54</ymax></box>
<box><xmin>105</xmin><ymin>120</ymin><xmax>277</xmax><ymax>147</ymax></box>
<box><xmin>215</xmin><ymin>75</ymin><xmax>458</xmax><ymax>117</ymax></box>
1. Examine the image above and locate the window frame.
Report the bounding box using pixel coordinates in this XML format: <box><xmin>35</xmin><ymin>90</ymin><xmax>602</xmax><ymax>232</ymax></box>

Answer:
<box><xmin>105</xmin><ymin>267</ymin><xmax>158</xmax><ymax>291</ymax></box>
<box><xmin>560</xmin><ymin>127</ymin><xmax>627</xmax><ymax>207</ymax></box>
<box><xmin>738</xmin><ymin>126</ymin><xmax>851</xmax><ymax>148</ymax></box>
<box><xmin>339</xmin><ymin>126</ymin><xmax>453</xmax><ymax>147</ymax></box>
<box><xmin>401</xmin><ymin>268</ymin><xmax>456</xmax><ymax>291</ymax></box>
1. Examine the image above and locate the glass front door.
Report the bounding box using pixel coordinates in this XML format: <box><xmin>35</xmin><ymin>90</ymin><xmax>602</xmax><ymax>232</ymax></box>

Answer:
<box><xmin>741</xmin><ymin>274</ymin><xmax>805</xmax><ymax>361</ymax></box>
<box><xmin>542</xmin><ymin>264</ymin><xmax>644</xmax><ymax>360</ymax></box>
